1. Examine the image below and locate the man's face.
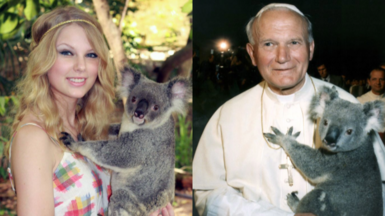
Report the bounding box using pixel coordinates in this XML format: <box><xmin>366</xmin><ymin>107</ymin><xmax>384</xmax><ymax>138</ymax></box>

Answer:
<box><xmin>246</xmin><ymin>9</ymin><xmax>314</xmax><ymax>95</ymax></box>
<box><xmin>317</xmin><ymin>64</ymin><xmax>328</xmax><ymax>78</ymax></box>
<box><xmin>368</xmin><ymin>70</ymin><xmax>385</xmax><ymax>95</ymax></box>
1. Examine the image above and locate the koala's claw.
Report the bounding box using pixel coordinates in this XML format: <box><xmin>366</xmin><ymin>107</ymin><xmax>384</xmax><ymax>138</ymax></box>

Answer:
<box><xmin>263</xmin><ymin>132</ymin><xmax>280</xmax><ymax>145</ymax></box>
<box><xmin>59</xmin><ymin>132</ymin><xmax>75</xmax><ymax>147</ymax></box>
<box><xmin>77</xmin><ymin>133</ymin><xmax>84</xmax><ymax>142</ymax></box>
<box><xmin>287</xmin><ymin>191</ymin><xmax>299</xmax><ymax>212</ymax></box>
<box><xmin>271</xmin><ymin>126</ymin><xmax>284</xmax><ymax>136</ymax></box>
<box><xmin>286</xmin><ymin>127</ymin><xmax>301</xmax><ymax>138</ymax></box>
<box><xmin>263</xmin><ymin>127</ymin><xmax>301</xmax><ymax>145</ymax></box>
<box><xmin>292</xmin><ymin>131</ymin><xmax>301</xmax><ymax>138</ymax></box>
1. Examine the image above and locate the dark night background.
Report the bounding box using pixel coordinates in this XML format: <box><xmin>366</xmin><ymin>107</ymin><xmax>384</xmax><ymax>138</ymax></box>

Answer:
<box><xmin>194</xmin><ymin>0</ymin><xmax>385</xmax><ymax>77</ymax></box>
<box><xmin>192</xmin><ymin>0</ymin><xmax>385</xmax><ymax>215</ymax></box>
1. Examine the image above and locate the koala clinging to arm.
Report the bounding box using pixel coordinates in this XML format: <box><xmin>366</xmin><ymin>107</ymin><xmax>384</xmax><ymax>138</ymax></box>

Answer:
<box><xmin>264</xmin><ymin>86</ymin><xmax>383</xmax><ymax>216</ymax></box>
<box><xmin>60</xmin><ymin>66</ymin><xmax>191</xmax><ymax>216</ymax></box>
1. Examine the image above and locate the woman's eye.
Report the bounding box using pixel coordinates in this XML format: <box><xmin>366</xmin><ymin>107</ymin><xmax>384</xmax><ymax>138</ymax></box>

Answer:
<box><xmin>60</xmin><ymin>50</ymin><xmax>72</xmax><ymax>56</ymax></box>
<box><xmin>87</xmin><ymin>53</ymin><xmax>98</xmax><ymax>58</ymax></box>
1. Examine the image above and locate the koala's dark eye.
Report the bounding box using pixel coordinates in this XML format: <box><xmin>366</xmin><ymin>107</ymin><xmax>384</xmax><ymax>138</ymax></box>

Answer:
<box><xmin>323</xmin><ymin>120</ymin><xmax>328</xmax><ymax>126</ymax></box>
<box><xmin>153</xmin><ymin>105</ymin><xmax>159</xmax><ymax>111</ymax></box>
<box><xmin>346</xmin><ymin>129</ymin><xmax>353</xmax><ymax>135</ymax></box>
<box><xmin>131</xmin><ymin>96</ymin><xmax>136</xmax><ymax>103</ymax></box>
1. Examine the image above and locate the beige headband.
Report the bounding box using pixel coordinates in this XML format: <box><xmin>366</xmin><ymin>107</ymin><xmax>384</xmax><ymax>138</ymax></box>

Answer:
<box><xmin>41</xmin><ymin>19</ymin><xmax>97</xmax><ymax>40</ymax></box>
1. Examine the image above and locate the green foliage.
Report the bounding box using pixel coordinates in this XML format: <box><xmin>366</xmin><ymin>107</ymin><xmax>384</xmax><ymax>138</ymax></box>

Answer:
<box><xmin>24</xmin><ymin>0</ymin><xmax>39</xmax><ymax>20</ymax></box>
<box><xmin>114</xmin><ymin>0</ymin><xmax>191</xmax><ymax>54</ymax></box>
<box><xmin>182</xmin><ymin>0</ymin><xmax>192</xmax><ymax>40</ymax></box>
<box><xmin>0</xmin><ymin>96</ymin><xmax>19</xmax><ymax>158</ymax></box>
<box><xmin>0</xmin><ymin>209</ymin><xmax>16</xmax><ymax>216</ymax></box>
<box><xmin>0</xmin><ymin>13</ymin><xmax>19</xmax><ymax>34</ymax></box>
<box><xmin>181</xmin><ymin>0</ymin><xmax>192</xmax><ymax>14</ymax></box>
<box><xmin>0</xmin><ymin>95</ymin><xmax>18</xmax><ymax>216</ymax></box>
<box><xmin>0</xmin><ymin>96</ymin><xmax>16</xmax><ymax>215</ymax></box>
<box><xmin>175</xmin><ymin>114</ymin><xmax>192</xmax><ymax>172</ymax></box>
<box><xmin>0</xmin><ymin>166</ymin><xmax>7</xmax><ymax>180</ymax></box>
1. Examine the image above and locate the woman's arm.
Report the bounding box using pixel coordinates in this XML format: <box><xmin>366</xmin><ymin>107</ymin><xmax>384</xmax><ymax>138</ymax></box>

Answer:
<box><xmin>11</xmin><ymin>126</ymin><xmax>60</xmax><ymax>216</ymax></box>
<box><xmin>149</xmin><ymin>203</ymin><xmax>174</xmax><ymax>216</ymax></box>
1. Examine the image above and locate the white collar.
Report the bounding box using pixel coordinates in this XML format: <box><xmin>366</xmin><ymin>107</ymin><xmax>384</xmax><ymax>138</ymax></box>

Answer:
<box><xmin>368</xmin><ymin>91</ymin><xmax>385</xmax><ymax>98</ymax></box>
<box><xmin>265</xmin><ymin>74</ymin><xmax>314</xmax><ymax>103</ymax></box>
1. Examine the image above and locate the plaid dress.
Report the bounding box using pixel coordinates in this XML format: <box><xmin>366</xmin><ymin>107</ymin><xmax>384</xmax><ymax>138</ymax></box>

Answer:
<box><xmin>8</xmin><ymin>123</ymin><xmax>111</xmax><ymax>216</ymax></box>
<box><xmin>53</xmin><ymin>152</ymin><xmax>111</xmax><ymax>216</ymax></box>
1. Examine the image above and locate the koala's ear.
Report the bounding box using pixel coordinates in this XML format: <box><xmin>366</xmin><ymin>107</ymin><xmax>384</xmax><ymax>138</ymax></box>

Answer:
<box><xmin>166</xmin><ymin>77</ymin><xmax>192</xmax><ymax>115</ymax></box>
<box><xmin>308</xmin><ymin>85</ymin><xmax>339</xmax><ymax>121</ymax></box>
<box><xmin>120</xmin><ymin>66</ymin><xmax>142</xmax><ymax>98</ymax></box>
<box><xmin>363</xmin><ymin>100</ymin><xmax>385</xmax><ymax>133</ymax></box>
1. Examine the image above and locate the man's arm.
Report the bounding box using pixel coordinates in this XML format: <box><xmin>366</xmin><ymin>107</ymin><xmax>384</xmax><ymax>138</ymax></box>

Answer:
<box><xmin>193</xmin><ymin>107</ymin><xmax>295</xmax><ymax>216</ymax></box>
<box><xmin>195</xmin><ymin>187</ymin><xmax>295</xmax><ymax>216</ymax></box>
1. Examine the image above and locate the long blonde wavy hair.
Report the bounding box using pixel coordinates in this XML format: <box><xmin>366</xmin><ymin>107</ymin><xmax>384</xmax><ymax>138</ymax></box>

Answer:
<box><xmin>5</xmin><ymin>6</ymin><xmax>115</xmax><ymax>158</ymax></box>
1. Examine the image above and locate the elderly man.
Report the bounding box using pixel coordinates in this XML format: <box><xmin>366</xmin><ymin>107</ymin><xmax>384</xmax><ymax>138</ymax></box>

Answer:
<box><xmin>193</xmin><ymin>3</ymin><xmax>385</xmax><ymax>216</ymax></box>
<box><xmin>357</xmin><ymin>67</ymin><xmax>385</xmax><ymax>104</ymax></box>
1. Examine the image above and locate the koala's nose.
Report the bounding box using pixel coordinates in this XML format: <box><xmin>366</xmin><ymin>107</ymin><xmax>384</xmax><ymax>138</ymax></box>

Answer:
<box><xmin>134</xmin><ymin>99</ymin><xmax>148</xmax><ymax>119</ymax></box>
<box><xmin>323</xmin><ymin>125</ymin><xmax>339</xmax><ymax>146</ymax></box>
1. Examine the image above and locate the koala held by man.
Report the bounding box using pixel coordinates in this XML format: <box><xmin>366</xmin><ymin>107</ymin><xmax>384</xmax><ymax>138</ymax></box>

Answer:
<box><xmin>264</xmin><ymin>86</ymin><xmax>383</xmax><ymax>216</ymax></box>
<box><xmin>60</xmin><ymin>66</ymin><xmax>191</xmax><ymax>216</ymax></box>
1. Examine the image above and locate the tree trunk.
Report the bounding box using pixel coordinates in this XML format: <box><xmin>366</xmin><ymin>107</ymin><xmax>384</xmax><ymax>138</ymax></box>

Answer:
<box><xmin>156</xmin><ymin>42</ymin><xmax>193</xmax><ymax>83</ymax></box>
<box><xmin>178</xmin><ymin>58</ymin><xmax>192</xmax><ymax>78</ymax></box>
<box><xmin>92</xmin><ymin>0</ymin><xmax>128</xmax><ymax>83</ymax></box>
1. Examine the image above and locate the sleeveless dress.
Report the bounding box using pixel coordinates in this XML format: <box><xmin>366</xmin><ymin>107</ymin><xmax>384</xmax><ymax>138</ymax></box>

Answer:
<box><xmin>8</xmin><ymin>123</ymin><xmax>111</xmax><ymax>216</ymax></box>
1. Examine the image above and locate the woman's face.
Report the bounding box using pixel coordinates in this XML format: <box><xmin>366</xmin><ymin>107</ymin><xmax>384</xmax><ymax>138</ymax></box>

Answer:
<box><xmin>47</xmin><ymin>23</ymin><xmax>99</xmax><ymax>102</ymax></box>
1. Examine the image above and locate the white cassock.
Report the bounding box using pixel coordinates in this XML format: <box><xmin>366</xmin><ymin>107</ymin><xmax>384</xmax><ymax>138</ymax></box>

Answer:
<box><xmin>193</xmin><ymin>74</ymin><xmax>385</xmax><ymax>216</ymax></box>
<box><xmin>357</xmin><ymin>91</ymin><xmax>385</xmax><ymax>104</ymax></box>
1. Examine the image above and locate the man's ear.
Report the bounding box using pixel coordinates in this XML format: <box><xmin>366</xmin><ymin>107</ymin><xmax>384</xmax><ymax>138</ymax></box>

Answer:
<box><xmin>309</xmin><ymin>40</ymin><xmax>315</xmax><ymax>61</ymax></box>
<box><xmin>246</xmin><ymin>43</ymin><xmax>258</xmax><ymax>66</ymax></box>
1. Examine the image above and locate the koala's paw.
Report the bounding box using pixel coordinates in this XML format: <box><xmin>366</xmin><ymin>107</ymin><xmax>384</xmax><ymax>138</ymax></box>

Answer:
<box><xmin>77</xmin><ymin>133</ymin><xmax>85</xmax><ymax>142</ymax></box>
<box><xmin>59</xmin><ymin>132</ymin><xmax>79</xmax><ymax>151</ymax></box>
<box><xmin>263</xmin><ymin>127</ymin><xmax>301</xmax><ymax>147</ymax></box>
<box><xmin>287</xmin><ymin>191</ymin><xmax>299</xmax><ymax>212</ymax></box>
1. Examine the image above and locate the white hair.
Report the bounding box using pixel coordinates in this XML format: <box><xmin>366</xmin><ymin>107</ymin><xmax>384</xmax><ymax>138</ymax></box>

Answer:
<box><xmin>246</xmin><ymin>3</ymin><xmax>313</xmax><ymax>45</ymax></box>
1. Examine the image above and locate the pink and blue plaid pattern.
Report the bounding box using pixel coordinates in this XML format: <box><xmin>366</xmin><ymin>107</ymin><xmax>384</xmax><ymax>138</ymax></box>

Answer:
<box><xmin>64</xmin><ymin>194</ymin><xmax>95</xmax><ymax>216</ymax></box>
<box><xmin>53</xmin><ymin>160</ymin><xmax>83</xmax><ymax>192</ymax></box>
<box><xmin>53</xmin><ymin>152</ymin><xmax>110</xmax><ymax>216</ymax></box>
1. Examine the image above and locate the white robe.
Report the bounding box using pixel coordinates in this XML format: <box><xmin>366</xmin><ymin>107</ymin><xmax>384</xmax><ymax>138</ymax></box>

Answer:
<box><xmin>357</xmin><ymin>90</ymin><xmax>385</xmax><ymax>104</ymax></box>
<box><xmin>193</xmin><ymin>75</ymin><xmax>385</xmax><ymax>216</ymax></box>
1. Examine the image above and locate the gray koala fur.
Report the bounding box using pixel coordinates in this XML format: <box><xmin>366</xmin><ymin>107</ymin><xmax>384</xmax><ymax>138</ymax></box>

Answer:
<box><xmin>60</xmin><ymin>66</ymin><xmax>191</xmax><ymax>216</ymax></box>
<box><xmin>264</xmin><ymin>86</ymin><xmax>383</xmax><ymax>216</ymax></box>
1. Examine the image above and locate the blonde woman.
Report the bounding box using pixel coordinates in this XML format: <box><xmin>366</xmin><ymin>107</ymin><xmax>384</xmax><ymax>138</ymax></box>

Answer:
<box><xmin>5</xmin><ymin>6</ymin><xmax>173</xmax><ymax>216</ymax></box>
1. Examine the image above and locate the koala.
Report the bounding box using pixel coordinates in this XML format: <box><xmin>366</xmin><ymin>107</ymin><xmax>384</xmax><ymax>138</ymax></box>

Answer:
<box><xmin>263</xmin><ymin>86</ymin><xmax>383</xmax><ymax>216</ymax></box>
<box><xmin>60</xmin><ymin>66</ymin><xmax>191</xmax><ymax>216</ymax></box>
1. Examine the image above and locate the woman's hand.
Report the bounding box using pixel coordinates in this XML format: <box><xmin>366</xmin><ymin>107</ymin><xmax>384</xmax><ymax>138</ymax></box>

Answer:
<box><xmin>149</xmin><ymin>203</ymin><xmax>174</xmax><ymax>216</ymax></box>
